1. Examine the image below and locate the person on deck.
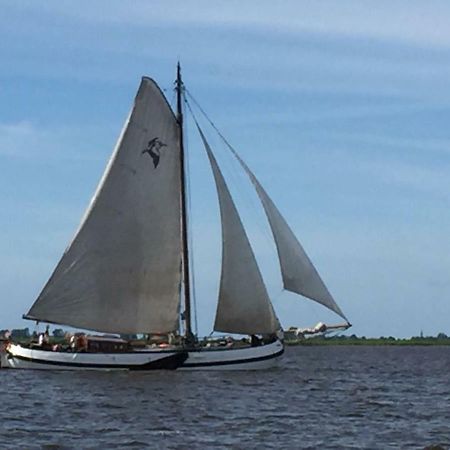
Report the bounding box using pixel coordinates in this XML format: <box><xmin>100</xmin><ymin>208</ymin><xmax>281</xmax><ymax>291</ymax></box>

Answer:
<box><xmin>250</xmin><ymin>335</ymin><xmax>262</xmax><ymax>347</ymax></box>
<box><xmin>76</xmin><ymin>334</ymin><xmax>88</xmax><ymax>352</ymax></box>
<box><xmin>68</xmin><ymin>334</ymin><xmax>76</xmax><ymax>352</ymax></box>
<box><xmin>43</xmin><ymin>325</ymin><xmax>50</xmax><ymax>345</ymax></box>
<box><xmin>37</xmin><ymin>326</ymin><xmax>50</xmax><ymax>349</ymax></box>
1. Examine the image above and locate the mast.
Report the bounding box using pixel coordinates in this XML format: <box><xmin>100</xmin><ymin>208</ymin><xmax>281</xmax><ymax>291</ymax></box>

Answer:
<box><xmin>176</xmin><ymin>62</ymin><xmax>194</xmax><ymax>340</ymax></box>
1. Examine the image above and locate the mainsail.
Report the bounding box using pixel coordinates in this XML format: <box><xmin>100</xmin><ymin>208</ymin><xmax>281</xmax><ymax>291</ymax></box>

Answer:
<box><xmin>198</xmin><ymin>127</ymin><xmax>280</xmax><ymax>335</ymax></box>
<box><xmin>25</xmin><ymin>78</ymin><xmax>183</xmax><ymax>334</ymax></box>
<box><xmin>228</xmin><ymin>150</ymin><xmax>348</xmax><ymax>321</ymax></box>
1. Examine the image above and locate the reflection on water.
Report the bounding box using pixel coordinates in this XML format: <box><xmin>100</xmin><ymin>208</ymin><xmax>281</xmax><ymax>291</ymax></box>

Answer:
<box><xmin>1</xmin><ymin>346</ymin><xmax>449</xmax><ymax>449</ymax></box>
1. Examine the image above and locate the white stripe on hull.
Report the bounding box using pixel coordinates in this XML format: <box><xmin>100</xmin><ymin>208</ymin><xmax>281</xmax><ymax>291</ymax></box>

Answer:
<box><xmin>180</xmin><ymin>339</ymin><xmax>284</xmax><ymax>371</ymax></box>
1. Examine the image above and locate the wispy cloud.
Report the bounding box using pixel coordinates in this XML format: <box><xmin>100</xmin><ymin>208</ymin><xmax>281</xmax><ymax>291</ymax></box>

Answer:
<box><xmin>4</xmin><ymin>1</ymin><xmax>450</xmax><ymax>101</ymax></box>
<box><xmin>326</xmin><ymin>132</ymin><xmax>450</xmax><ymax>157</ymax></box>
<box><xmin>0</xmin><ymin>122</ymin><xmax>39</xmax><ymax>157</ymax></box>
<box><xmin>19</xmin><ymin>1</ymin><xmax>450</xmax><ymax>49</ymax></box>
<box><xmin>0</xmin><ymin>121</ymin><xmax>113</xmax><ymax>162</ymax></box>
<box><xmin>359</xmin><ymin>158</ymin><xmax>450</xmax><ymax>201</ymax></box>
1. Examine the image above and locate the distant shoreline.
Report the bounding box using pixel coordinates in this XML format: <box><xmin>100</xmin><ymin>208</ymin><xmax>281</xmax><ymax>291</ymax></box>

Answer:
<box><xmin>285</xmin><ymin>336</ymin><xmax>450</xmax><ymax>346</ymax></box>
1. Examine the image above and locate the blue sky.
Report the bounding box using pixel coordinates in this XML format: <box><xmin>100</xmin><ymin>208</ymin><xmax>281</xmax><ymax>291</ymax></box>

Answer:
<box><xmin>1</xmin><ymin>1</ymin><xmax>450</xmax><ymax>338</ymax></box>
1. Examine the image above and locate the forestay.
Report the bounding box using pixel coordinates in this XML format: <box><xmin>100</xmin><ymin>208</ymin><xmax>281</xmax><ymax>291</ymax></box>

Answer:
<box><xmin>229</xmin><ymin>150</ymin><xmax>348</xmax><ymax>321</ymax></box>
<box><xmin>198</xmin><ymin>127</ymin><xmax>280</xmax><ymax>335</ymax></box>
<box><xmin>25</xmin><ymin>78</ymin><xmax>183</xmax><ymax>334</ymax></box>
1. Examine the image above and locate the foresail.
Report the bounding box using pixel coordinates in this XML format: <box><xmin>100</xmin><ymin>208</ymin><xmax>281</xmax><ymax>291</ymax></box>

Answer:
<box><xmin>230</xmin><ymin>151</ymin><xmax>348</xmax><ymax>322</ymax></box>
<box><xmin>25</xmin><ymin>77</ymin><xmax>183</xmax><ymax>334</ymax></box>
<box><xmin>198</xmin><ymin>127</ymin><xmax>280</xmax><ymax>335</ymax></box>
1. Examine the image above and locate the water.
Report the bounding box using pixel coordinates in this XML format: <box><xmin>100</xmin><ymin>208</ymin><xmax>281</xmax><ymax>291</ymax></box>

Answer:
<box><xmin>1</xmin><ymin>346</ymin><xmax>449</xmax><ymax>449</ymax></box>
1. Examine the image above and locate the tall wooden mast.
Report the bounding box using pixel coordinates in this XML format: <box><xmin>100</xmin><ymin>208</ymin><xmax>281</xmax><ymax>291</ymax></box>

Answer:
<box><xmin>176</xmin><ymin>62</ymin><xmax>194</xmax><ymax>340</ymax></box>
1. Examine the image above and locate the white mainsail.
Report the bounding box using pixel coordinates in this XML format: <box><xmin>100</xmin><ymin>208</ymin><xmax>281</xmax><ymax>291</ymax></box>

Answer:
<box><xmin>228</xmin><ymin>149</ymin><xmax>348</xmax><ymax>322</ymax></box>
<box><xmin>198</xmin><ymin>127</ymin><xmax>280</xmax><ymax>335</ymax></box>
<box><xmin>25</xmin><ymin>78</ymin><xmax>183</xmax><ymax>334</ymax></box>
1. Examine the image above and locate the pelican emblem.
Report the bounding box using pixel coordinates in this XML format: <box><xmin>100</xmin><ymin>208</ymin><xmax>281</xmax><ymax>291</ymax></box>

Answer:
<box><xmin>142</xmin><ymin>137</ymin><xmax>167</xmax><ymax>168</ymax></box>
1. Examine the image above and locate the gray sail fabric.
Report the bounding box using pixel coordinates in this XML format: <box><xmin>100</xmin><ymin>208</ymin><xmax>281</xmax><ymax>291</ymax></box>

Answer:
<box><xmin>229</xmin><ymin>150</ymin><xmax>348</xmax><ymax>322</ymax></box>
<box><xmin>25</xmin><ymin>77</ymin><xmax>183</xmax><ymax>334</ymax></box>
<box><xmin>198</xmin><ymin>128</ymin><xmax>280</xmax><ymax>335</ymax></box>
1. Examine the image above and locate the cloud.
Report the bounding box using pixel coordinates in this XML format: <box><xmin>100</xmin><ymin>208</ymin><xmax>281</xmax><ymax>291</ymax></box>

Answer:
<box><xmin>17</xmin><ymin>1</ymin><xmax>450</xmax><ymax>49</ymax></box>
<box><xmin>326</xmin><ymin>132</ymin><xmax>450</xmax><ymax>157</ymax></box>
<box><xmin>0</xmin><ymin>121</ymin><xmax>112</xmax><ymax>162</ymax></box>
<box><xmin>0</xmin><ymin>122</ymin><xmax>42</xmax><ymax>157</ymax></box>
<box><xmin>4</xmin><ymin>1</ymin><xmax>450</xmax><ymax>104</ymax></box>
<box><xmin>361</xmin><ymin>159</ymin><xmax>450</xmax><ymax>201</ymax></box>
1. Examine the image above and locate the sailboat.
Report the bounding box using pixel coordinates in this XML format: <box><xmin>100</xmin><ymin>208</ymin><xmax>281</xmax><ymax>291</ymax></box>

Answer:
<box><xmin>5</xmin><ymin>64</ymin><xmax>349</xmax><ymax>370</ymax></box>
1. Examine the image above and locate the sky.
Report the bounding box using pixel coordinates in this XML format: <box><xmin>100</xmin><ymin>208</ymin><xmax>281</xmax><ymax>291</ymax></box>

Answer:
<box><xmin>1</xmin><ymin>1</ymin><xmax>450</xmax><ymax>338</ymax></box>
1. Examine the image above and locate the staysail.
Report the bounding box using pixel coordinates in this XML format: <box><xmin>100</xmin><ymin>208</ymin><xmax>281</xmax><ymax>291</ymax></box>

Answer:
<box><xmin>229</xmin><ymin>150</ymin><xmax>348</xmax><ymax>321</ymax></box>
<box><xmin>25</xmin><ymin>78</ymin><xmax>183</xmax><ymax>334</ymax></box>
<box><xmin>198</xmin><ymin>127</ymin><xmax>280</xmax><ymax>335</ymax></box>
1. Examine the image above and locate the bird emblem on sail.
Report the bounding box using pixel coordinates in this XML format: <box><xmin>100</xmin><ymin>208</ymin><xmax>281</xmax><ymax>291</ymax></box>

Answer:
<box><xmin>142</xmin><ymin>137</ymin><xmax>167</xmax><ymax>168</ymax></box>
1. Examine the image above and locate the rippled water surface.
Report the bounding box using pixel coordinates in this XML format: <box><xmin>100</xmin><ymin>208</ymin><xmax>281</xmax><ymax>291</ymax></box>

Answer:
<box><xmin>1</xmin><ymin>346</ymin><xmax>450</xmax><ymax>449</ymax></box>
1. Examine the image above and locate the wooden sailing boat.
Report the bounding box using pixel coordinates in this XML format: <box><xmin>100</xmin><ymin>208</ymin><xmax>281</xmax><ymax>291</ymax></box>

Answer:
<box><xmin>5</xmin><ymin>64</ymin><xmax>349</xmax><ymax>370</ymax></box>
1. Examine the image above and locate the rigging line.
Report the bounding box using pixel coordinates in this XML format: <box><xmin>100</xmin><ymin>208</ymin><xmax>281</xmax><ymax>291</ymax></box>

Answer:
<box><xmin>185</xmin><ymin>89</ymin><xmax>240</xmax><ymax>158</ymax></box>
<box><xmin>182</xmin><ymin>93</ymin><xmax>199</xmax><ymax>336</ymax></box>
<box><xmin>184</xmin><ymin>92</ymin><xmax>280</xmax><ymax>272</ymax></box>
<box><xmin>186</xmin><ymin>101</ymin><xmax>283</xmax><ymax>326</ymax></box>
<box><xmin>218</xmin><ymin>152</ymin><xmax>278</xmax><ymax>269</ymax></box>
<box><xmin>184</xmin><ymin>92</ymin><xmax>269</xmax><ymax>227</ymax></box>
<box><xmin>184</xmin><ymin>91</ymin><xmax>274</xmax><ymax>239</ymax></box>
<box><xmin>184</xmin><ymin>99</ymin><xmax>226</xmax><ymax>335</ymax></box>
<box><xmin>184</xmin><ymin>96</ymin><xmax>282</xmax><ymax>304</ymax></box>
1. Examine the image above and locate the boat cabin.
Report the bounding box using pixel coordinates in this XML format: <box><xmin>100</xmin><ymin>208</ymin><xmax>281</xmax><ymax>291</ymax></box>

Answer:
<box><xmin>84</xmin><ymin>336</ymin><xmax>131</xmax><ymax>353</ymax></box>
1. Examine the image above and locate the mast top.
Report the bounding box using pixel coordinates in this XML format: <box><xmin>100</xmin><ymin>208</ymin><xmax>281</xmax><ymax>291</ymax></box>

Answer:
<box><xmin>176</xmin><ymin>63</ymin><xmax>183</xmax><ymax>94</ymax></box>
